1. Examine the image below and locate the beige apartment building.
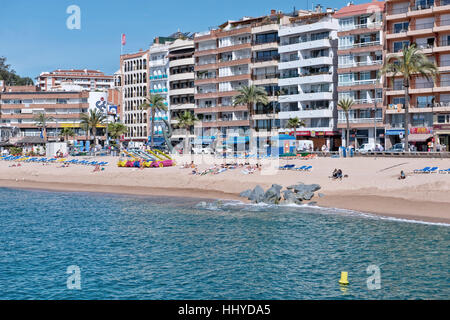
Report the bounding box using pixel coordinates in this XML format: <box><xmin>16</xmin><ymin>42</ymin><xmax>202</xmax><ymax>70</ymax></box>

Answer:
<box><xmin>0</xmin><ymin>85</ymin><xmax>90</xmax><ymax>140</ymax></box>
<box><xmin>168</xmin><ymin>38</ymin><xmax>195</xmax><ymax>145</ymax></box>
<box><xmin>193</xmin><ymin>11</ymin><xmax>290</xmax><ymax>147</ymax></box>
<box><xmin>335</xmin><ymin>1</ymin><xmax>385</xmax><ymax>148</ymax></box>
<box><xmin>119</xmin><ymin>50</ymin><xmax>149</xmax><ymax>142</ymax></box>
<box><xmin>36</xmin><ymin>69</ymin><xmax>114</xmax><ymax>92</ymax></box>
<box><xmin>385</xmin><ymin>0</ymin><xmax>450</xmax><ymax>150</ymax></box>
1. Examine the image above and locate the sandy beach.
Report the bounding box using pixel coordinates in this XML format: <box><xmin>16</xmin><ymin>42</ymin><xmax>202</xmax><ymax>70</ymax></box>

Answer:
<box><xmin>1</xmin><ymin>155</ymin><xmax>449</xmax><ymax>224</ymax></box>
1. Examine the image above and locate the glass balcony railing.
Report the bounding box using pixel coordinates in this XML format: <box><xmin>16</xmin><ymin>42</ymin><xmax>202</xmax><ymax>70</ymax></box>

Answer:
<box><xmin>338</xmin><ymin>60</ymin><xmax>382</xmax><ymax>68</ymax></box>
<box><xmin>338</xmin><ymin>40</ymin><xmax>381</xmax><ymax>50</ymax></box>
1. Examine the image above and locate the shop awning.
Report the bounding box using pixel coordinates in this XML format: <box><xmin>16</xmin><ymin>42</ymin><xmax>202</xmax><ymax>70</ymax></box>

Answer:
<box><xmin>408</xmin><ymin>134</ymin><xmax>433</xmax><ymax>142</ymax></box>
<box><xmin>224</xmin><ymin>136</ymin><xmax>250</xmax><ymax>144</ymax></box>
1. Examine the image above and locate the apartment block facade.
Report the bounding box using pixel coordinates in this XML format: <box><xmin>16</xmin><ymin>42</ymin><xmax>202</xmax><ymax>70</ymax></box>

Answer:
<box><xmin>385</xmin><ymin>0</ymin><xmax>450</xmax><ymax>150</ymax></box>
<box><xmin>168</xmin><ymin>38</ymin><xmax>195</xmax><ymax>144</ymax></box>
<box><xmin>278</xmin><ymin>7</ymin><xmax>341</xmax><ymax>149</ymax></box>
<box><xmin>0</xmin><ymin>86</ymin><xmax>90</xmax><ymax>140</ymax></box>
<box><xmin>149</xmin><ymin>38</ymin><xmax>172</xmax><ymax>142</ymax></box>
<box><xmin>36</xmin><ymin>69</ymin><xmax>114</xmax><ymax>92</ymax></box>
<box><xmin>335</xmin><ymin>1</ymin><xmax>385</xmax><ymax>148</ymax></box>
<box><xmin>120</xmin><ymin>50</ymin><xmax>149</xmax><ymax>142</ymax></box>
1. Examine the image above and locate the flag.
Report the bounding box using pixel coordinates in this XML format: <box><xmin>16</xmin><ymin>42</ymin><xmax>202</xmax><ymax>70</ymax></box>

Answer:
<box><xmin>121</xmin><ymin>34</ymin><xmax>126</xmax><ymax>46</ymax></box>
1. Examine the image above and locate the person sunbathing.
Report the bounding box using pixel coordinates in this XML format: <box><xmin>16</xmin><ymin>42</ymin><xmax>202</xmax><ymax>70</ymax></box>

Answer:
<box><xmin>398</xmin><ymin>170</ymin><xmax>406</xmax><ymax>180</ymax></box>
<box><xmin>93</xmin><ymin>165</ymin><xmax>101</xmax><ymax>172</ymax></box>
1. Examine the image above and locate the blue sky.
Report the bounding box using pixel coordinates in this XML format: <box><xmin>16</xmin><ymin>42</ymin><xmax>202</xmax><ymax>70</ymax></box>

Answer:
<box><xmin>1</xmin><ymin>0</ymin><xmax>358</xmax><ymax>80</ymax></box>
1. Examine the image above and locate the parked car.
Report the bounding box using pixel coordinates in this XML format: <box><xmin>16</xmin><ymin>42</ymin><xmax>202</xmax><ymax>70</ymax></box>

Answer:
<box><xmin>357</xmin><ymin>143</ymin><xmax>383</xmax><ymax>153</ymax></box>
<box><xmin>388</xmin><ymin>143</ymin><xmax>405</xmax><ymax>152</ymax></box>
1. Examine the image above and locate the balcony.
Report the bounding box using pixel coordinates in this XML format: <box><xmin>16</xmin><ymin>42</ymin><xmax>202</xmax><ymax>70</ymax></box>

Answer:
<box><xmin>386</xmin><ymin>7</ymin><xmax>409</xmax><ymax>20</ymax></box>
<box><xmin>434</xmin><ymin>39</ymin><xmax>450</xmax><ymax>52</ymax></box>
<box><xmin>338</xmin><ymin>22</ymin><xmax>383</xmax><ymax>33</ymax></box>
<box><xmin>338</xmin><ymin>79</ymin><xmax>379</xmax><ymax>90</ymax></box>
<box><xmin>169</xmin><ymin>57</ymin><xmax>194</xmax><ymax>68</ymax></box>
<box><xmin>279</xmin><ymin>91</ymin><xmax>333</xmax><ymax>103</ymax></box>
<box><xmin>338</xmin><ymin>40</ymin><xmax>382</xmax><ymax>51</ymax></box>
<box><xmin>169</xmin><ymin>72</ymin><xmax>194</xmax><ymax>82</ymax></box>
<box><xmin>434</xmin><ymin>18</ymin><xmax>450</xmax><ymax>32</ymax></box>
<box><xmin>169</xmin><ymin>87</ymin><xmax>195</xmax><ymax>96</ymax></box>
<box><xmin>279</xmin><ymin>56</ymin><xmax>333</xmax><ymax>69</ymax></box>
<box><xmin>338</xmin><ymin>60</ymin><xmax>383</xmax><ymax>73</ymax></box>
<box><xmin>407</xmin><ymin>21</ymin><xmax>434</xmax><ymax>36</ymax></box>
<box><xmin>217</xmin><ymin>57</ymin><xmax>251</xmax><ymax>68</ymax></box>
<box><xmin>352</xmin><ymin>98</ymin><xmax>382</xmax><ymax>106</ymax></box>
<box><xmin>279</xmin><ymin>38</ymin><xmax>331</xmax><ymax>53</ymax></box>
<box><xmin>278</xmin><ymin>108</ymin><xmax>333</xmax><ymax>120</ymax></box>
<box><xmin>410</xmin><ymin>81</ymin><xmax>434</xmax><ymax>94</ymax></box>
<box><xmin>408</xmin><ymin>4</ymin><xmax>434</xmax><ymax>17</ymax></box>
<box><xmin>337</xmin><ymin>118</ymin><xmax>383</xmax><ymax>128</ymax></box>
<box><xmin>279</xmin><ymin>72</ymin><xmax>332</xmax><ymax>86</ymax></box>
<box><xmin>252</xmin><ymin>73</ymin><xmax>279</xmax><ymax>85</ymax></box>
<box><xmin>279</xmin><ymin>21</ymin><xmax>339</xmax><ymax>37</ymax></box>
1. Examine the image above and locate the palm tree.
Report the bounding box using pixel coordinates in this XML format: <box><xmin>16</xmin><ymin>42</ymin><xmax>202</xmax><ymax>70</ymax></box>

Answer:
<box><xmin>337</xmin><ymin>98</ymin><xmax>355</xmax><ymax>148</ymax></box>
<box><xmin>60</xmin><ymin>127</ymin><xmax>75</xmax><ymax>142</ymax></box>
<box><xmin>80</xmin><ymin>109</ymin><xmax>106</xmax><ymax>146</ymax></box>
<box><xmin>175</xmin><ymin>111</ymin><xmax>198</xmax><ymax>155</ymax></box>
<box><xmin>139</xmin><ymin>94</ymin><xmax>168</xmax><ymax>148</ymax></box>
<box><xmin>287</xmin><ymin>117</ymin><xmax>305</xmax><ymax>147</ymax></box>
<box><xmin>233</xmin><ymin>85</ymin><xmax>269</xmax><ymax>153</ymax></box>
<box><xmin>382</xmin><ymin>43</ymin><xmax>438</xmax><ymax>151</ymax></box>
<box><xmin>34</xmin><ymin>113</ymin><xmax>54</xmax><ymax>142</ymax></box>
<box><xmin>107</xmin><ymin>122</ymin><xmax>127</xmax><ymax>150</ymax></box>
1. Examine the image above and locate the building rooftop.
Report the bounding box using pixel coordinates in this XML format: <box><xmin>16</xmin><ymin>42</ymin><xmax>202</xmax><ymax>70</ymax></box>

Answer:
<box><xmin>334</xmin><ymin>0</ymin><xmax>385</xmax><ymax>19</ymax></box>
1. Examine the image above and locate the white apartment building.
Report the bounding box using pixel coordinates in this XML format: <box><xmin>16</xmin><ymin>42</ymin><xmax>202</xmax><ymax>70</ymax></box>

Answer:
<box><xmin>149</xmin><ymin>39</ymin><xmax>171</xmax><ymax>142</ymax></box>
<box><xmin>120</xmin><ymin>50</ymin><xmax>149</xmax><ymax>142</ymax></box>
<box><xmin>278</xmin><ymin>7</ymin><xmax>340</xmax><ymax>149</ymax></box>
<box><xmin>168</xmin><ymin>38</ymin><xmax>195</xmax><ymax>144</ymax></box>
<box><xmin>36</xmin><ymin>69</ymin><xmax>114</xmax><ymax>92</ymax></box>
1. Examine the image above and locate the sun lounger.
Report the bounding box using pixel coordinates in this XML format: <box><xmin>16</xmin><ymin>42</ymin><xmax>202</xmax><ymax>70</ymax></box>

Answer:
<box><xmin>428</xmin><ymin>167</ymin><xmax>438</xmax><ymax>173</ymax></box>
<box><xmin>294</xmin><ymin>165</ymin><xmax>307</xmax><ymax>171</ymax></box>
<box><xmin>301</xmin><ymin>166</ymin><xmax>313</xmax><ymax>171</ymax></box>
<box><xmin>413</xmin><ymin>166</ymin><xmax>431</xmax><ymax>173</ymax></box>
<box><xmin>438</xmin><ymin>168</ymin><xmax>450</xmax><ymax>174</ymax></box>
<box><xmin>279</xmin><ymin>164</ymin><xmax>295</xmax><ymax>170</ymax></box>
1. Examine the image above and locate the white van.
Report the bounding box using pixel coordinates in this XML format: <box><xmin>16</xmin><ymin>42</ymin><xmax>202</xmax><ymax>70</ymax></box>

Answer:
<box><xmin>358</xmin><ymin>143</ymin><xmax>383</xmax><ymax>153</ymax></box>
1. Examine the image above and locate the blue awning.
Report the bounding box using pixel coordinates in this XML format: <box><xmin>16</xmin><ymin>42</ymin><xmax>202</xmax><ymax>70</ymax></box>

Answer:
<box><xmin>270</xmin><ymin>134</ymin><xmax>296</xmax><ymax>141</ymax></box>
<box><xmin>224</xmin><ymin>136</ymin><xmax>250</xmax><ymax>144</ymax></box>
<box><xmin>192</xmin><ymin>137</ymin><xmax>215</xmax><ymax>144</ymax></box>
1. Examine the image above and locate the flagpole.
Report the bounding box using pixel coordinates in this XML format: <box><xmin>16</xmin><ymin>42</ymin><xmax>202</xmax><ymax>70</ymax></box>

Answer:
<box><xmin>121</xmin><ymin>34</ymin><xmax>123</xmax><ymax>56</ymax></box>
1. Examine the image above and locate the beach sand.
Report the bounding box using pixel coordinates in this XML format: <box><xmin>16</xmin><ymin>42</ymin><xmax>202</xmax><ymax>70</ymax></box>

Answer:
<box><xmin>1</xmin><ymin>155</ymin><xmax>449</xmax><ymax>224</ymax></box>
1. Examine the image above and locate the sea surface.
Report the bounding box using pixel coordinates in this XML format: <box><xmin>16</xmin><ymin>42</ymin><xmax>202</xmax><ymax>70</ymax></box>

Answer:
<box><xmin>0</xmin><ymin>187</ymin><xmax>449</xmax><ymax>300</ymax></box>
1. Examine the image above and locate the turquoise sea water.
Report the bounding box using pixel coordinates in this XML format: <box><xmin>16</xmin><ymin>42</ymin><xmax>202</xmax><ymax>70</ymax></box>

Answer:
<box><xmin>0</xmin><ymin>187</ymin><xmax>448</xmax><ymax>300</ymax></box>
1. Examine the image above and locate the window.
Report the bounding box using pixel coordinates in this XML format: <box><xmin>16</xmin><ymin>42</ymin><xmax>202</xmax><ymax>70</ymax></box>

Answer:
<box><xmin>416</xmin><ymin>96</ymin><xmax>434</xmax><ymax>108</ymax></box>
<box><xmin>256</xmin><ymin>50</ymin><xmax>278</xmax><ymax>61</ymax></box>
<box><xmin>311</xmin><ymin>31</ymin><xmax>329</xmax><ymax>41</ymax></box>
<box><xmin>255</xmin><ymin>33</ymin><xmax>278</xmax><ymax>44</ymax></box>
<box><xmin>393</xmin><ymin>22</ymin><xmax>409</xmax><ymax>33</ymax></box>
<box><xmin>393</xmin><ymin>41</ymin><xmax>410</xmax><ymax>52</ymax></box>
<box><xmin>393</xmin><ymin>97</ymin><xmax>405</xmax><ymax>105</ymax></box>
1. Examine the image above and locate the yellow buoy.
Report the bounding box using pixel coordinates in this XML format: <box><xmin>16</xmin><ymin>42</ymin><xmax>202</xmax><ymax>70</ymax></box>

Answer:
<box><xmin>339</xmin><ymin>271</ymin><xmax>349</xmax><ymax>285</ymax></box>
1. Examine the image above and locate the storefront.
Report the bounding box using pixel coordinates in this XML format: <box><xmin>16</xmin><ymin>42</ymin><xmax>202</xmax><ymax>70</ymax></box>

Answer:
<box><xmin>283</xmin><ymin>130</ymin><xmax>341</xmax><ymax>151</ymax></box>
<box><xmin>385</xmin><ymin>129</ymin><xmax>404</xmax><ymax>149</ymax></box>
<box><xmin>408</xmin><ymin>127</ymin><xmax>434</xmax><ymax>151</ymax></box>
<box><xmin>433</xmin><ymin>124</ymin><xmax>450</xmax><ymax>151</ymax></box>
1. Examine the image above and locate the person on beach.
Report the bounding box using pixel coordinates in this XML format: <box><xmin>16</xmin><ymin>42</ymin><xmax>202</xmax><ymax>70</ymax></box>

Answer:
<box><xmin>399</xmin><ymin>170</ymin><xmax>406</xmax><ymax>180</ymax></box>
